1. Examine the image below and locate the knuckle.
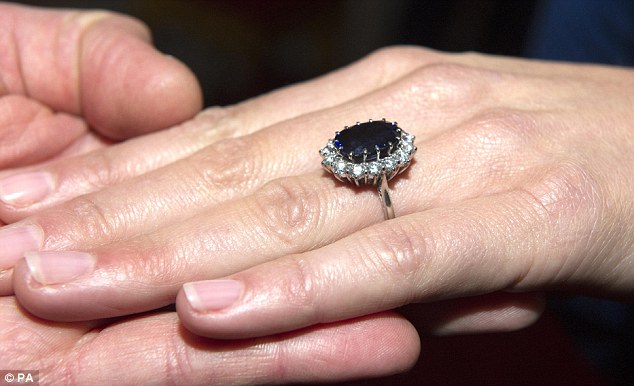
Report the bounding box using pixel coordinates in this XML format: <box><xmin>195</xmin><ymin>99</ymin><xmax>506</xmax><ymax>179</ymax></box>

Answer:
<box><xmin>41</xmin><ymin>195</ymin><xmax>121</xmax><ymax>248</ymax></box>
<box><xmin>58</xmin><ymin>151</ymin><xmax>123</xmax><ymax>193</ymax></box>
<box><xmin>71</xmin><ymin>195</ymin><xmax>121</xmax><ymax>242</ymax></box>
<box><xmin>404</xmin><ymin>62</ymin><xmax>491</xmax><ymax>107</ymax></box>
<box><xmin>34</xmin><ymin>340</ymin><xmax>84</xmax><ymax>386</ymax></box>
<box><xmin>182</xmin><ymin>106</ymin><xmax>227</xmax><ymax>134</ymax></box>
<box><xmin>162</xmin><ymin>331</ymin><xmax>195</xmax><ymax>386</ymax></box>
<box><xmin>524</xmin><ymin>161</ymin><xmax>602</xmax><ymax>231</ymax></box>
<box><xmin>277</xmin><ymin>257</ymin><xmax>320</xmax><ymax>317</ymax></box>
<box><xmin>513</xmin><ymin>161</ymin><xmax>604</xmax><ymax>285</ymax></box>
<box><xmin>448</xmin><ymin>109</ymin><xmax>538</xmax><ymax>173</ymax></box>
<box><xmin>109</xmin><ymin>243</ymin><xmax>183</xmax><ymax>289</ymax></box>
<box><xmin>251</xmin><ymin>177</ymin><xmax>321</xmax><ymax>249</ymax></box>
<box><xmin>193</xmin><ymin>105</ymin><xmax>251</xmax><ymax>141</ymax></box>
<box><xmin>366</xmin><ymin>45</ymin><xmax>441</xmax><ymax>67</ymax></box>
<box><xmin>71</xmin><ymin>8</ymin><xmax>151</xmax><ymax>39</ymax></box>
<box><xmin>47</xmin><ymin>363</ymin><xmax>81</xmax><ymax>386</ymax></box>
<box><xmin>189</xmin><ymin>136</ymin><xmax>261</xmax><ymax>192</ymax></box>
<box><xmin>460</xmin><ymin>109</ymin><xmax>536</xmax><ymax>151</ymax></box>
<box><xmin>362</xmin><ymin>221</ymin><xmax>430</xmax><ymax>280</ymax></box>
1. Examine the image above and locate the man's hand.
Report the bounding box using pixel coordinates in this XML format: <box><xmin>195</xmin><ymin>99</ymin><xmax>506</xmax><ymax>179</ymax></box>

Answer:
<box><xmin>0</xmin><ymin>2</ymin><xmax>201</xmax><ymax>170</ymax></box>
<box><xmin>0</xmin><ymin>296</ymin><xmax>418</xmax><ymax>385</ymax></box>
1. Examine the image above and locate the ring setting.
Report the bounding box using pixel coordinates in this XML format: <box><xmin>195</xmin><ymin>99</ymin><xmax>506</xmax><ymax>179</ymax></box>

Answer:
<box><xmin>320</xmin><ymin>119</ymin><xmax>416</xmax><ymax>219</ymax></box>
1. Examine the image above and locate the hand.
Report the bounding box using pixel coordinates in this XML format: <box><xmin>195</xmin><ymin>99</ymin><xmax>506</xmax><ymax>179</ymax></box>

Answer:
<box><xmin>8</xmin><ymin>47</ymin><xmax>634</xmax><ymax>341</ymax></box>
<box><xmin>0</xmin><ymin>46</ymin><xmax>421</xmax><ymax>294</ymax></box>
<box><xmin>0</xmin><ymin>296</ymin><xmax>418</xmax><ymax>385</ymax></box>
<box><xmin>0</xmin><ymin>3</ymin><xmax>201</xmax><ymax>215</ymax></box>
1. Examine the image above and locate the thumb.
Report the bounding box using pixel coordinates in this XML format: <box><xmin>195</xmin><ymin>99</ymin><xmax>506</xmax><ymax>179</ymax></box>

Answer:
<box><xmin>5</xmin><ymin>3</ymin><xmax>203</xmax><ymax>139</ymax></box>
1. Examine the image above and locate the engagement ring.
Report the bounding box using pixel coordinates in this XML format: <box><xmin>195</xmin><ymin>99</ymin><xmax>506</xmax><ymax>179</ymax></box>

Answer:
<box><xmin>320</xmin><ymin>119</ymin><xmax>416</xmax><ymax>219</ymax></box>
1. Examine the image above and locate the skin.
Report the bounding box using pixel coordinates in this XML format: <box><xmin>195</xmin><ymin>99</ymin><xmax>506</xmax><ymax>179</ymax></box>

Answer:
<box><xmin>0</xmin><ymin>3</ymin><xmax>201</xmax><ymax>230</ymax></box>
<box><xmin>2</xmin><ymin>4</ymin><xmax>634</xmax><ymax>385</ymax></box>
<box><xmin>0</xmin><ymin>1</ymin><xmax>200</xmax><ymax>276</ymax></box>
<box><xmin>0</xmin><ymin>4</ymin><xmax>415</xmax><ymax>385</ymax></box>
<box><xmin>0</xmin><ymin>3</ymin><xmax>201</xmax><ymax>165</ymax></box>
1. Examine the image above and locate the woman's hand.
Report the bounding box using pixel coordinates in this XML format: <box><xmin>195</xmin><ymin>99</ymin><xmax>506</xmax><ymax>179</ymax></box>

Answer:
<box><xmin>6</xmin><ymin>47</ymin><xmax>634</xmax><ymax>340</ymax></box>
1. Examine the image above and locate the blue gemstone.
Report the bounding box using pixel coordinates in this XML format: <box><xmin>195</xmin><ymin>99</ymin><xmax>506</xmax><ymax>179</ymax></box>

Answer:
<box><xmin>334</xmin><ymin>121</ymin><xmax>399</xmax><ymax>163</ymax></box>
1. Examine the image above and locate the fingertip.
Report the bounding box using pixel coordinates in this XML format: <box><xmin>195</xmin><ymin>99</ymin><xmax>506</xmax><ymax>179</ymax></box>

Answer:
<box><xmin>366</xmin><ymin>312</ymin><xmax>421</xmax><ymax>375</ymax></box>
<box><xmin>11</xmin><ymin>258</ymin><xmax>42</xmax><ymax>315</ymax></box>
<box><xmin>421</xmin><ymin>292</ymin><xmax>546</xmax><ymax>336</ymax></box>
<box><xmin>80</xmin><ymin>18</ymin><xmax>203</xmax><ymax>139</ymax></box>
<box><xmin>133</xmin><ymin>53</ymin><xmax>203</xmax><ymax>133</ymax></box>
<box><xmin>177</xmin><ymin>306</ymin><xmax>421</xmax><ymax>383</ymax></box>
<box><xmin>294</xmin><ymin>313</ymin><xmax>421</xmax><ymax>381</ymax></box>
<box><xmin>176</xmin><ymin>286</ymin><xmax>237</xmax><ymax>339</ymax></box>
<box><xmin>176</xmin><ymin>287</ymin><xmax>206</xmax><ymax>336</ymax></box>
<box><xmin>12</xmin><ymin>257</ymin><xmax>101</xmax><ymax>322</ymax></box>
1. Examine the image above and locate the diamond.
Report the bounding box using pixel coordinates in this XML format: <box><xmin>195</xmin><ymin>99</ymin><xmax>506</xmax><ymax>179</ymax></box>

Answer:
<box><xmin>351</xmin><ymin>164</ymin><xmax>365</xmax><ymax>178</ymax></box>
<box><xmin>321</xmin><ymin>155</ymin><xmax>335</xmax><ymax>168</ymax></box>
<box><xmin>382</xmin><ymin>158</ymin><xmax>397</xmax><ymax>172</ymax></box>
<box><xmin>401</xmin><ymin>142</ymin><xmax>414</xmax><ymax>154</ymax></box>
<box><xmin>396</xmin><ymin>150</ymin><xmax>410</xmax><ymax>165</ymax></box>
<box><xmin>319</xmin><ymin>146</ymin><xmax>333</xmax><ymax>157</ymax></box>
<box><xmin>333</xmin><ymin>160</ymin><xmax>347</xmax><ymax>175</ymax></box>
<box><xmin>367</xmin><ymin>162</ymin><xmax>380</xmax><ymax>176</ymax></box>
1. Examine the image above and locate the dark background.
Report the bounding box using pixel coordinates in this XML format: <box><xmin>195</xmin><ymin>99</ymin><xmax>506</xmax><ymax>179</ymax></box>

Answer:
<box><xmin>9</xmin><ymin>1</ymin><xmax>634</xmax><ymax>385</ymax></box>
<box><xmin>15</xmin><ymin>0</ymin><xmax>537</xmax><ymax>107</ymax></box>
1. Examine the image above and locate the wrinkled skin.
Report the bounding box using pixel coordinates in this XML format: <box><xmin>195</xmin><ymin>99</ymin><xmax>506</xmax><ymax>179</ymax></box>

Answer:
<box><xmin>2</xmin><ymin>4</ymin><xmax>634</xmax><ymax>385</ymax></box>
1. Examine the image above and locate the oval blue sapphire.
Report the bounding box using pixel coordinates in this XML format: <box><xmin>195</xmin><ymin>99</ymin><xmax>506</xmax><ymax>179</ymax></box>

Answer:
<box><xmin>335</xmin><ymin>121</ymin><xmax>400</xmax><ymax>163</ymax></box>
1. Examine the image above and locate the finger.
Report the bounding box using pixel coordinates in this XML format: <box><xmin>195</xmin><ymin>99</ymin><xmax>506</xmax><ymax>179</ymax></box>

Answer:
<box><xmin>1</xmin><ymin>3</ymin><xmax>202</xmax><ymax>139</ymax></box>
<box><xmin>402</xmin><ymin>292</ymin><xmax>545</xmax><ymax>335</ymax></box>
<box><xmin>0</xmin><ymin>295</ymin><xmax>419</xmax><ymax>384</ymax></box>
<box><xmin>0</xmin><ymin>95</ymin><xmax>87</xmax><ymax>168</ymax></box>
<box><xmin>175</xmin><ymin>173</ymin><xmax>604</xmax><ymax>339</ymax></box>
<box><xmin>48</xmin><ymin>311</ymin><xmax>419</xmax><ymax>385</ymax></box>
<box><xmin>0</xmin><ymin>297</ymin><xmax>95</xmax><ymax>369</ymax></box>
<box><xmin>7</xmin><ymin>154</ymin><xmax>517</xmax><ymax>319</ymax></box>
<box><xmin>0</xmin><ymin>110</ymin><xmax>223</xmax><ymax>223</ymax></box>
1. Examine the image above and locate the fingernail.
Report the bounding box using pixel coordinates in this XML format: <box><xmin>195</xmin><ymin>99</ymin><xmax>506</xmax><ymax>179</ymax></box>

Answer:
<box><xmin>0</xmin><ymin>172</ymin><xmax>54</xmax><ymax>206</ymax></box>
<box><xmin>183</xmin><ymin>280</ymin><xmax>242</xmax><ymax>312</ymax></box>
<box><xmin>24</xmin><ymin>251</ymin><xmax>95</xmax><ymax>285</ymax></box>
<box><xmin>0</xmin><ymin>224</ymin><xmax>44</xmax><ymax>271</ymax></box>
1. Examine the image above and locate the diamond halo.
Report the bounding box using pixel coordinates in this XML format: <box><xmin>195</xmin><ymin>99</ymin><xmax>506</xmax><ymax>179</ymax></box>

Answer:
<box><xmin>320</xmin><ymin>119</ymin><xmax>417</xmax><ymax>186</ymax></box>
